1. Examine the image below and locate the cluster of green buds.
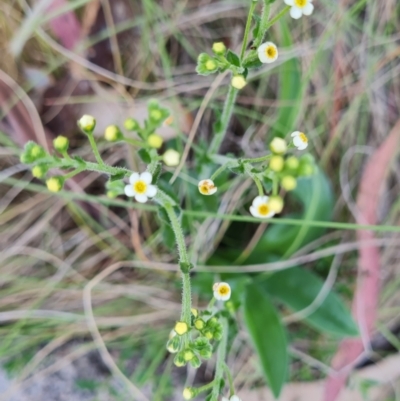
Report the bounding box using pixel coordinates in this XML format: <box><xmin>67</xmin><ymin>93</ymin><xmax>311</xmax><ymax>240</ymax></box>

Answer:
<box><xmin>168</xmin><ymin>307</ymin><xmax>226</xmax><ymax>369</ymax></box>
<box><xmin>105</xmin><ymin>100</ymin><xmax>180</xmax><ymax>168</ymax></box>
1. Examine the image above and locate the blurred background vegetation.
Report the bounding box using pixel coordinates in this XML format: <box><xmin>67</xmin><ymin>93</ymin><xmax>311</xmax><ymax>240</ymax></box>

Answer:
<box><xmin>0</xmin><ymin>0</ymin><xmax>400</xmax><ymax>400</ymax></box>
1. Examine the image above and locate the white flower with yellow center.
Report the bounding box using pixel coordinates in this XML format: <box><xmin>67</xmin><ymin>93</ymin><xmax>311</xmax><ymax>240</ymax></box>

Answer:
<box><xmin>291</xmin><ymin>131</ymin><xmax>308</xmax><ymax>150</ymax></box>
<box><xmin>198</xmin><ymin>179</ymin><xmax>217</xmax><ymax>195</ymax></box>
<box><xmin>124</xmin><ymin>172</ymin><xmax>157</xmax><ymax>203</ymax></box>
<box><xmin>284</xmin><ymin>0</ymin><xmax>314</xmax><ymax>19</ymax></box>
<box><xmin>257</xmin><ymin>42</ymin><xmax>278</xmax><ymax>64</ymax></box>
<box><xmin>250</xmin><ymin>196</ymin><xmax>275</xmax><ymax>219</ymax></box>
<box><xmin>213</xmin><ymin>282</ymin><xmax>231</xmax><ymax>301</ymax></box>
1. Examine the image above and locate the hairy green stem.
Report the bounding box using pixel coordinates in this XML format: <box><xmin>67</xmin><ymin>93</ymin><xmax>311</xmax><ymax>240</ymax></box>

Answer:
<box><xmin>210</xmin><ymin>317</ymin><xmax>229</xmax><ymax>401</ymax></box>
<box><xmin>123</xmin><ymin>137</ymin><xmax>148</xmax><ymax>148</ymax></box>
<box><xmin>253</xmin><ymin>2</ymin><xmax>271</xmax><ymax>48</ymax></box>
<box><xmin>210</xmin><ymin>161</ymin><xmax>237</xmax><ymax>181</ymax></box>
<box><xmin>263</xmin><ymin>5</ymin><xmax>290</xmax><ymax>32</ymax></box>
<box><xmin>86</xmin><ymin>132</ymin><xmax>104</xmax><ymax>165</ymax></box>
<box><xmin>196</xmin><ymin>380</ymin><xmax>216</xmax><ymax>395</ymax></box>
<box><xmin>164</xmin><ymin>203</ymin><xmax>191</xmax><ymax>326</ymax></box>
<box><xmin>242</xmin><ymin>154</ymin><xmax>272</xmax><ymax>163</ymax></box>
<box><xmin>208</xmin><ymin>85</ymin><xmax>238</xmax><ymax>156</ymax></box>
<box><xmin>222</xmin><ymin>362</ymin><xmax>235</xmax><ymax>397</ymax></box>
<box><xmin>240</xmin><ymin>1</ymin><xmax>257</xmax><ymax>60</ymax></box>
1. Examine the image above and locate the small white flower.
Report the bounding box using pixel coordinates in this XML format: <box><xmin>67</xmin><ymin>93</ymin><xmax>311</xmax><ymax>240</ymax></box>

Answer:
<box><xmin>213</xmin><ymin>282</ymin><xmax>231</xmax><ymax>301</ymax></box>
<box><xmin>198</xmin><ymin>179</ymin><xmax>217</xmax><ymax>195</ymax></box>
<box><xmin>291</xmin><ymin>131</ymin><xmax>308</xmax><ymax>150</ymax></box>
<box><xmin>257</xmin><ymin>42</ymin><xmax>278</xmax><ymax>64</ymax></box>
<box><xmin>250</xmin><ymin>196</ymin><xmax>275</xmax><ymax>219</ymax></box>
<box><xmin>124</xmin><ymin>172</ymin><xmax>157</xmax><ymax>203</ymax></box>
<box><xmin>284</xmin><ymin>0</ymin><xmax>314</xmax><ymax>19</ymax></box>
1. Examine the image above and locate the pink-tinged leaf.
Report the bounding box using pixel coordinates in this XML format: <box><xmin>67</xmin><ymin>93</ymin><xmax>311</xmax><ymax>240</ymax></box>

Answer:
<box><xmin>324</xmin><ymin>119</ymin><xmax>400</xmax><ymax>401</ymax></box>
<box><xmin>46</xmin><ymin>0</ymin><xmax>82</xmax><ymax>50</ymax></box>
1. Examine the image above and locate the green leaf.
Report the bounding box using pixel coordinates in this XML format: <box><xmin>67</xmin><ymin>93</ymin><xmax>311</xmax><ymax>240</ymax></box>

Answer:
<box><xmin>244</xmin><ymin>283</ymin><xmax>288</xmax><ymax>398</ymax></box>
<box><xmin>262</xmin><ymin>268</ymin><xmax>359</xmax><ymax>337</ymax></box>
<box><xmin>269</xmin><ymin>19</ymin><xmax>302</xmax><ymax>138</ymax></box>
<box><xmin>138</xmin><ymin>148</ymin><xmax>151</xmax><ymax>164</ymax></box>
<box><xmin>110</xmin><ymin>172</ymin><xmax>126</xmax><ymax>182</ymax></box>
<box><xmin>226</xmin><ymin>50</ymin><xmax>241</xmax><ymax>67</ymax></box>
<box><xmin>243</xmin><ymin>56</ymin><xmax>262</xmax><ymax>69</ymax></box>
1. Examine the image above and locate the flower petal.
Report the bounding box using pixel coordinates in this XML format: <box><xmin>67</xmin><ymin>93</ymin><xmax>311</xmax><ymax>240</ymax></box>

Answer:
<box><xmin>135</xmin><ymin>194</ymin><xmax>148</xmax><ymax>203</ymax></box>
<box><xmin>250</xmin><ymin>205</ymin><xmax>259</xmax><ymax>217</ymax></box>
<box><xmin>124</xmin><ymin>185</ymin><xmax>135</xmax><ymax>197</ymax></box>
<box><xmin>290</xmin><ymin>6</ymin><xmax>303</xmax><ymax>19</ymax></box>
<box><xmin>146</xmin><ymin>185</ymin><xmax>157</xmax><ymax>197</ymax></box>
<box><xmin>253</xmin><ymin>195</ymin><xmax>269</xmax><ymax>207</ymax></box>
<box><xmin>230</xmin><ymin>396</ymin><xmax>242</xmax><ymax>401</ymax></box>
<box><xmin>129</xmin><ymin>172</ymin><xmax>140</xmax><ymax>184</ymax></box>
<box><xmin>140</xmin><ymin>171</ymin><xmax>153</xmax><ymax>184</ymax></box>
<box><xmin>303</xmin><ymin>2</ymin><xmax>314</xmax><ymax>15</ymax></box>
<box><xmin>291</xmin><ymin>131</ymin><xmax>300</xmax><ymax>138</ymax></box>
<box><xmin>284</xmin><ymin>0</ymin><xmax>294</xmax><ymax>5</ymax></box>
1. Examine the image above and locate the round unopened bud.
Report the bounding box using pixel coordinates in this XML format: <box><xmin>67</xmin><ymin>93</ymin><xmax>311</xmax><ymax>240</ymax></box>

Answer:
<box><xmin>166</xmin><ymin>335</ymin><xmax>181</xmax><ymax>354</ymax></box>
<box><xmin>147</xmin><ymin>133</ymin><xmax>163</xmax><ymax>149</ymax></box>
<box><xmin>207</xmin><ymin>317</ymin><xmax>218</xmax><ymax>327</ymax></box>
<box><xmin>46</xmin><ymin>176</ymin><xmax>64</xmax><ymax>193</ymax></box>
<box><xmin>204</xmin><ymin>331</ymin><xmax>213</xmax><ymax>340</ymax></box>
<box><xmin>190</xmin><ymin>355</ymin><xmax>201</xmax><ymax>368</ymax></box>
<box><xmin>198</xmin><ymin>347</ymin><xmax>212</xmax><ymax>359</ymax></box>
<box><xmin>270</xmin><ymin>137</ymin><xmax>287</xmax><ymax>155</ymax></box>
<box><xmin>281</xmin><ymin>175</ymin><xmax>297</xmax><ymax>191</ymax></box>
<box><xmin>269</xmin><ymin>155</ymin><xmax>284</xmax><ymax>172</ymax></box>
<box><xmin>191</xmin><ymin>308</ymin><xmax>198</xmax><ymax>318</ymax></box>
<box><xmin>205</xmin><ymin>59</ymin><xmax>217</xmax><ymax>71</ymax></box>
<box><xmin>104</xmin><ymin>125</ymin><xmax>122</xmax><ymax>142</ymax></box>
<box><xmin>106</xmin><ymin>190</ymin><xmax>118</xmax><ymax>199</ymax></box>
<box><xmin>174</xmin><ymin>321</ymin><xmax>188</xmax><ymax>336</ymax></box>
<box><xmin>124</xmin><ymin>118</ymin><xmax>139</xmax><ymax>131</ymax></box>
<box><xmin>53</xmin><ymin>135</ymin><xmax>69</xmax><ymax>152</ymax></box>
<box><xmin>150</xmin><ymin>109</ymin><xmax>162</xmax><ymax>122</ymax></box>
<box><xmin>162</xmin><ymin>149</ymin><xmax>180</xmax><ymax>167</ymax></box>
<box><xmin>183</xmin><ymin>349</ymin><xmax>194</xmax><ymax>361</ymax></box>
<box><xmin>173</xmin><ymin>353</ymin><xmax>186</xmax><ymax>367</ymax></box>
<box><xmin>194</xmin><ymin>319</ymin><xmax>205</xmax><ymax>330</ymax></box>
<box><xmin>78</xmin><ymin>115</ymin><xmax>96</xmax><ymax>133</ymax></box>
<box><xmin>183</xmin><ymin>387</ymin><xmax>195</xmax><ymax>400</ymax></box>
<box><xmin>299</xmin><ymin>163</ymin><xmax>314</xmax><ymax>176</ymax></box>
<box><xmin>231</xmin><ymin>75</ymin><xmax>247</xmax><ymax>90</ymax></box>
<box><xmin>212</xmin><ymin>42</ymin><xmax>226</xmax><ymax>55</ymax></box>
<box><xmin>32</xmin><ymin>164</ymin><xmax>48</xmax><ymax>179</ymax></box>
<box><xmin>268</xmin><ymin>195</ymin><xmax>284</xmax><ymax>213</ymax></box>
<box><xmin>285</xmin><ymin>156</ymin><xmax>299</xmax><ymax>170</ymax></box>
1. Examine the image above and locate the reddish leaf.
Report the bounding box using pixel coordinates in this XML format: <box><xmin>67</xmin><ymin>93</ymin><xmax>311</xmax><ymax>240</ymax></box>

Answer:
<box><xmin>324</xmin><ymin>120</ymin><xmax>400</xmax><ymax>401</ymax></box>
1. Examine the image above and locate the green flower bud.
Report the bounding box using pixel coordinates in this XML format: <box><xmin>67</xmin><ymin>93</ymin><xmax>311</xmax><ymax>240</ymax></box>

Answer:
<box><xmin>124</xmin><ymin>118</ymin><xmax>139</xmax><ymax>131</ymax></box>
<box><xmin>166</xmin><ymin>335</ymin><xmax>181</xmax><ymax>354</ymax></box>
<box><xmin>194</xmin><ymin>319</ymin><xmax>205</xmax><ymax>330</ymax></box>
<box><xmin>281</xmin><ymin>175</ymin><xmax>297</xmax><ymax>191</ymax></box>
<box><xmin>174</xmin><ymin>352</ymin><xmax>187</xmax><ymax>367</ymax></box>
<box><xmin>196</xmin><ymin>53</ymin><xmax>219</xmax><ymax>76</ymax></box>
<box><xmin>147</xmin><ymin>133</ymin><xmax>163</xmax><ymax>149</ymax></box>
<box><xmin>32</xmin><ymin>164</ymin><xmax>48</xmax><ymax>179</ymax></box>
<box><xmin>174</xmin><ymin>321</ymin><xmax>188</xmax><ymax>336</ymax></box>
<box><xmin>46</xmin><ymin>176</ymin><xmax>64</xmax><ymax>193</ymax></box>
<box><xmin>104</xmin><ymin>125</ymin><xmax>123</xmax><ymax>142</ymax></box>
<box><xmin>20</xmin><ymin>141</ymin><xmax>47</xmax><ymax>164</ymax></box>
<box><xmin>183</xmin><ymin>349</ymin><xmax>194</xmax><ymax>361</ymax></box>
<box><xmin>183</xmin><ymin>387</ymin><xmax>196</xmax><ymax>400</ymax></box>
<box><xmin>78</xmin><ymin>115</ymin><xmax>96</xmax><ymax>133</ymax></box>
<box><xmin>268</xmin><ymin>195</ymin><xmax>284</xmax><ymax>213</ymax></box>
<box><xmin>53</xmin><ymin>135</ymin><xmax>69</xmax><ymax>153</ymax></box>
<box><xmin>212</xmin><ymin>42</ymin><xmax>226</xmax><ymax>55</ymax></box>
<box><xmin>189</xmin><ymin>355</ymin><xmax>201</xmax><ymax>368</ymax></box>
<box><xmin>285</xmin><ymin>156</ymin><xmax>300</xmax><ymax>170</ymax></box>
<box><xmin>198</xmin><ymin>347</ymin><xmax>212</xmax><ymax>359</ymax></box>
<box><xmin>231</xmin><ymin>75</ymin><xmax>246</xmax><ymax>90</ymax></box>
<box><xmin>270</xmin><ymin>137</ymin><xmax>287</xmax><ymax>155</ymax></box>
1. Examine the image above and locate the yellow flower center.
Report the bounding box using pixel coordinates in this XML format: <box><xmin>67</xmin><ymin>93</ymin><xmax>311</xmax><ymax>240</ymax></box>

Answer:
<box><xmin>258</xmin><ymin>204</ymin><xmax>270</xmax><ymax>216</ymax></box>
<box><xmin>200</xmin><ymin>182</ymin><xmax>214</xmax><ymax>194</ymax></box>
<box><xmin>294</xmin><ymin>0</ymin><xmax>307</xmax><ymax>7</ymax></box>
<box><xmin>218</xmin><ymin>285</ymin><xmax>230</xmax><ymax>295</ymax></box>
<box><xmin>134</xmin><ymin>180</ymin><xmax>147</xmax><ymax>194</ymax></box>
<box><xmin>299</xmin><ymin>132</ymin><xmax>308</xmax><ymax>143</ymax></box>
<box><xmin>265</xmin><ymin>45</ymin><xmax>277</xmax><ymax>59</ymax></box>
